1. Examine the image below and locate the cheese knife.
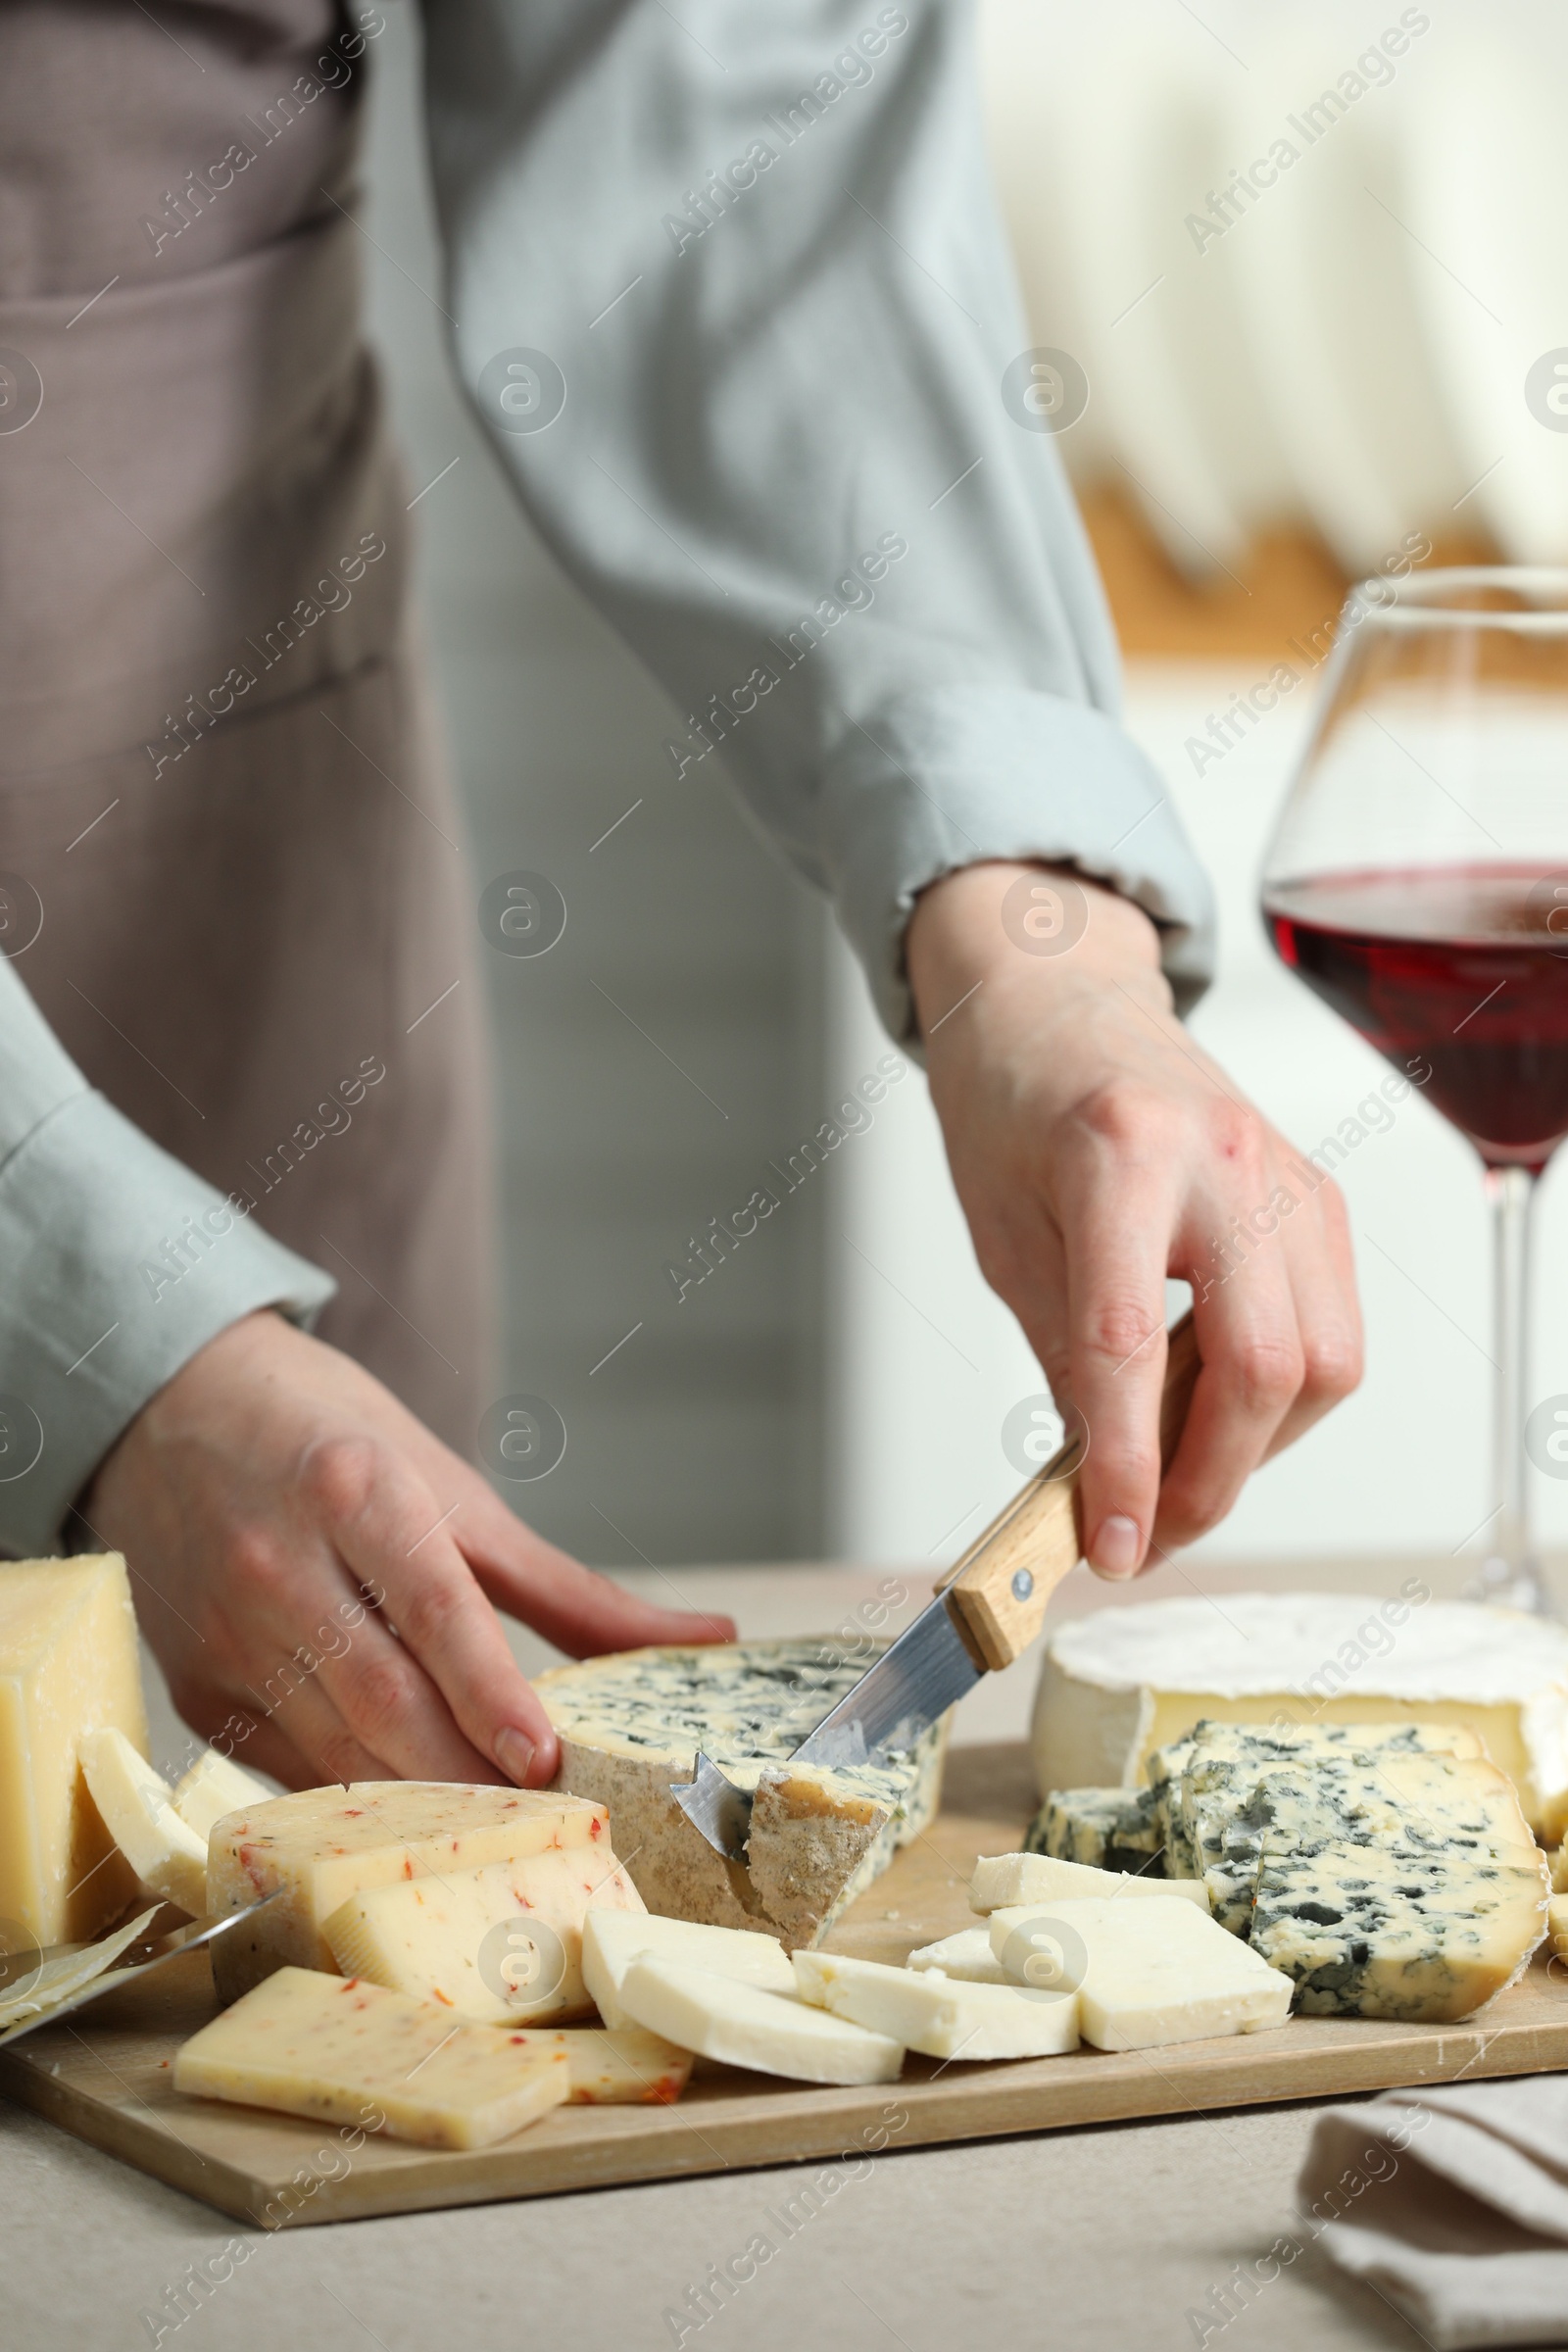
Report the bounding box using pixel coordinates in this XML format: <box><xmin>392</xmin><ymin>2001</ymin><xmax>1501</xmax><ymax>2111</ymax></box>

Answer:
<box><xmin>0</xmin><ymin>1892</ymin><xmax>281</xmax><ymax>2050</ymax></box>
<box><xmin>672</xmin><ymin>1312</ymin><xmax>1202</xmax><ymax>1861</ymax></box>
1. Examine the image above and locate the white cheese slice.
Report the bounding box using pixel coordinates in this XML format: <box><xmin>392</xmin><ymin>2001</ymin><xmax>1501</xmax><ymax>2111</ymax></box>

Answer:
<box><xmin>173</xmin><ymin>1965</ymin><xmax>570</xmax><ymax>2148</ymax></box>
<box><xmin>1033</xmin><ymin>1593</ymin><xmax>1568</xmax><ymax>1828</ymax></box>
<box><xmin>323</xmin><ymin>1847</ymin><xmax>645</xmax><ymax>2025</ymax></box>
<box><xmin>969</xmin><ymin>1851</ymin><xmax>1209</xmax><ymax>1915</ymax></box>
<box><xmin>535</xmin><ymin>1639</ymin><xmax>951</xmax><ymax>1949</ymax></box>
<box><xmin>172</xmin><ymin>1750</ymin><xmax>272</xmax><ymax>1841</ymax></box>
<box><xmin>988</xmin><ymin>1898</ymin><xmax>1294</xmax><ymax>2049</ymax></box>
<box><xmin>906</xmin><ymin>1928</ymin><xmax>1010</xmax><ymax>1984</ymax></box>
<box><xmin>79</xmin><ymin>1729</ymin><xmax>208</xmax><ymax>1916</ymax></box>
<box><xmin>793</xmin><ymin>1949</ymin><xmax>1078</xmax><ymax>2060</ymax></box>
<box><xmin>616</xmin><ymin>1955</ymin><xmax>905</xmax><ymax>2084</ymax></box>
<box><xmin>581</xmin><ymin>1907</ymin><xmax>795</xmax><ymax>2030</ymax></box>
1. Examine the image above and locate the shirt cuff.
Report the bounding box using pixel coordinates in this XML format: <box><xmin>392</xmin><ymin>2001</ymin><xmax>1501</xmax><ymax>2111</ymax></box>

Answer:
<box><xmin>0</xmin><ymin>1089</ymin><xmax>335</xmax><ymax>1554</ymax></box>
<box><xmin>819</xmin><ymin>685</ymin><xmax>1217</xmax><ymax>1042</ymax></box>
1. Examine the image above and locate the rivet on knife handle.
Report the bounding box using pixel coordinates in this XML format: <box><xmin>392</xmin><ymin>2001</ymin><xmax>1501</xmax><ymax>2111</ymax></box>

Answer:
<box><xmin>940</xmin><ymin>1310</ymin><xmax>1202</xmax><ymax>1674</ymax></box>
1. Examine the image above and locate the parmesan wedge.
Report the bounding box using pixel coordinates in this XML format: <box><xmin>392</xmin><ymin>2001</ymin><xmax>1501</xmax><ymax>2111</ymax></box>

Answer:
<box><xmin>172</xmin><ymin>1750</ymin><xmax>272</xmax><ymax>1841</ymax></box>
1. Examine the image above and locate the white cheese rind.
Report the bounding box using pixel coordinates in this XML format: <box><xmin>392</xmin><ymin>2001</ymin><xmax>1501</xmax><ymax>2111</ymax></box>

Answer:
<box><xmin>535</xmin><ymin>1641</ymin><xmax>950</xmax><ymax>1950</ymax></box>
<box><xmin>988</xmin><ymin>1898</ymin><xmax>1295</xmax><ymax>2049</ymax></box>
<box><xmin>792</xmin><ymin>1949</ymin><xmax>1078</xmax><ymax>2060</ymax></box>
<box><xmin>969</xmin><ymin>1851</ymin><xmax>1208</xmax><ymax>1916</ymax></box>
<box><xmin>580</xmin><ymin>1908</ymin><xmax>796</xmax><ymax>2030</ymax></box>
<box><xmin>1034</xmin><ymin>1593</ymin><xmax>1568</xmax><ymax>1827</ymax></box>
<box><xmin>616</xmin><ymin>1955</ymin><xmax>905</xmax><ymax>2084</ymax></box>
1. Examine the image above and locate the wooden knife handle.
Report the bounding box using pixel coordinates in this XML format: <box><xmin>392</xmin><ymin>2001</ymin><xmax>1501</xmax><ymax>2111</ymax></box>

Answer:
<box><xmin>938</xmin><ymin>1310</ymin><xmax>1202</xmax><ymax>1673</ymax></box>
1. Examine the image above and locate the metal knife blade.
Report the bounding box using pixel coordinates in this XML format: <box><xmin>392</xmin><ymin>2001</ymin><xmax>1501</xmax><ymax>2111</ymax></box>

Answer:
<box><xmin>670</xmin><ymin>1593</ymin><xmax>983</xmax><ymax>1861</ymax></box>
<box><xmin>0</xmin><ymin>1891</ymin><xmax>282</xmax><ymax>2051</ymax></box>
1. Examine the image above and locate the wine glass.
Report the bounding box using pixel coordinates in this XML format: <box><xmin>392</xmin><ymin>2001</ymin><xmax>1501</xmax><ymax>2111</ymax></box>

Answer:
<box><xmin>1260</xmin><ymin>567</ymin><xmax>1568</xmax><ymax>1616</ymax></box>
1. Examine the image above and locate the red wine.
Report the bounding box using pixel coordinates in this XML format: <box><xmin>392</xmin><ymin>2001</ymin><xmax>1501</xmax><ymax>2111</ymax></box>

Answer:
<box><xmin>1264</xmin><ymin>865</ymin><xmax>1568</xmax><ymax>1172</ymax></box>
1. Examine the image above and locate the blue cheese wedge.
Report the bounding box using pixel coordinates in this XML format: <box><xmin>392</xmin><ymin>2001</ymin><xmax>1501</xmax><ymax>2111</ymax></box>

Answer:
<box><xmin>534</xmin><ymin>1641</ymin><xmax>950</xmax><ymax>1950</ymax></box>
<box><xmin>1025</xmin><ymin>1786</ymin><xmax>1164</xmax><ymax>1874</ymax></box>
<box><xmin>1250</xmin><ymin>1835</ymin><xmax>1547</xmax><ymax>2020</ymax></box>
<box><xmin>1157</xmin><ymin>1721</ymin><xmax>1488</xmax><ymax>1933</ymax></box>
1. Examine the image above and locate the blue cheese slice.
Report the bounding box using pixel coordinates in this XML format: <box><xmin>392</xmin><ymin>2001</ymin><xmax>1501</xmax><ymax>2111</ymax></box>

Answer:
<box><xmin>1025</xmin><ymin>1786</ymin><xmax>1164</xmax><ymax>1874</ymax></box>
<box><xmin>534</xmin><ymin>1641</ymin><xmax>950</xmax><ymax>1950</ymax></box>
<box><xmin>1251</xmin><ymin>1835</ymin><xmax>1547</xmax><ymax>2020</ymax></box>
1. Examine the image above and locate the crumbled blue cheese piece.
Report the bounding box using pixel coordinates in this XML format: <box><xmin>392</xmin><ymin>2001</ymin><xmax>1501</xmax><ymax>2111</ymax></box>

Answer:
<box><xmin>1025</xmin><ymin>1786</ymin><xmax>1164</xmax><ymax>1875</ymax></box>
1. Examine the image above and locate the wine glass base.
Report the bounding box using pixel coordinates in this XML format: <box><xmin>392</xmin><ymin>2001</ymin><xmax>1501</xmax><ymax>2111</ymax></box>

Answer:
<box><xmin>1464</xmin><ymin>1552</ymin><xmax>1558</xmax><ymax>1616</ymax></box>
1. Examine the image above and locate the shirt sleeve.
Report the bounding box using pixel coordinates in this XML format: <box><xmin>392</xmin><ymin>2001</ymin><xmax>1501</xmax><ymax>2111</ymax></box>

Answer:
<box><xmin>420</xmin><ymin>0</ymin><xmax>1215</xmax><ymax>1040</ymax></box>
<box><xmin>0</xmin><ymin>956</ymin><xmax>335</xmax><ymax>1555</ymax></box>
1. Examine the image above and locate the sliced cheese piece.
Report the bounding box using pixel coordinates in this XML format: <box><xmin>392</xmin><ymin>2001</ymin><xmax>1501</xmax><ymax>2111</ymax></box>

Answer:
<box><xmin>1552</xmin><ymin>1846</ymin><xmax>1568</xmax><ymax>1896</ymax></box>
<box><xmin>617</xmin><ymin>1955</ymin><xmax>904</xmax><ymax>2084</ymax></box>
<box><xmin>0</xmin><ymin>1905</ymin><xmax>159</xmax><ymax>2031</ymax></box>
<box><xmin>1548</xmin><ymin>1893</ymin><xmax>1568</xmax><ymax>1959</ymax></box>
<box><xmin>173</xmin><ymin>1966</ymin><xmax>570</xmax><ymax>2148</ymax></box>
<box><xmin>988</xmin><ymin>1898</ymin><xmax>1294</xmax><ymax>2049</ymax></box>
<box><xmin>535</xmin><ymin>1639</ymin><xmax>950</xmax><ymax>1949</ymax></box>
<box><xmin>1172</xmin><ymin>1734</ymin><xmax>1536</xmax><ymax>1936</ymax></box>
<box><xmin>0</xmin><ymin>1554</ymin><xmax>148</xmax><ymax>1943</ymax></box>
<box><xmin>80</xmin><ymin>1729</ymin><xmax>208</xmax><ymax>1916</ymax></box>
<box><xmin>323</xmin><ymin>1846</ymin><xmax>645</xmax><ymax>2025</ymax></box>
<box><xmin>494</xmin><ymin>2025</ymin><xmax>692</xmax><ymax>2104</ymax></box>
<box><xmin>1034</xmin><ymin>1593</ymin><xmax>1568</xmax><ymax>1828</ymax></box>
<box><xmin>581</xmin><ymin>1906</ymin><xmax>795</xmax><ymax>2030</ymax></box>
<box><xmin>792</xmin><ymin>1949</ymin><xmax>1077</xmax><ymax>2060</ymax></box>
<box><xmin>906</xmin><ymin>1928</ymin><xmax>1010</xmax><ymax>1984</ymax></box>
<box><xmin>1025</xmin><ymin>1785</ymin><xmax>1164</xmax><ymax>1874</ymax></box>
<box><xmin>1251</xmin><ymin>1837</ymin><xmax>1548</xmax><ymax>2022</ymax></box>
<box><xmin>207</xmin><ymin>1782</ymin><xmax>612</xmax><ymax>2001</ymax></box>
<box><xmin>172</xmin><ymin>1750</ymin><xmax>272</xmax><ymax>1841</ymax></box>
<box><xmin>970</xmin><ymin>1851</ymin><xmax>1208</xmax><ymax>1916</ymax></box>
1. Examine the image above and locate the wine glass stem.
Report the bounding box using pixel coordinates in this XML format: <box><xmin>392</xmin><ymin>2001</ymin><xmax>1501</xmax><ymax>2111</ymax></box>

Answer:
<box><xmin>1484</xmin><ymin>1163</ymin><xmax>1541</xmax><ymax>1603</ymax></box>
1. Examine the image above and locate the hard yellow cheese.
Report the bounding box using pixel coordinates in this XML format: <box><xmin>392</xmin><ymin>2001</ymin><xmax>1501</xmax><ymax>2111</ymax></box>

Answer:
<box><xmin>498</xmin><ymin>2025</ymin><xmax>693</xmax><ymax>2103</ymax></box>
<box><xmin>323</xmin><ymin>1847</ymin><xmax>646</xmax><ymax>2025</ymax></box>
<box><xmin>174</xmin><ymin>1966</ymin><xmax>569</xmax><ymax>2149</ymax></box>
<box><xmin>207</xmin><ymin>1781</ymin><xmax>613</xmax><ymax>2000</ymax></box>
<box><xmin>172</xmin><ymin>1749</ymin><xmax>271</xmax><ymax>1840</ymax></box>
<box><xmin>0</xmin><ymin>1555</ymin><xmax>148</xmax><ymax>1942</ymax></box>
<box><xmin>80</xmin><ymin>1729</ymin><xmax>208</xmax><ymax>1915</ymax></box>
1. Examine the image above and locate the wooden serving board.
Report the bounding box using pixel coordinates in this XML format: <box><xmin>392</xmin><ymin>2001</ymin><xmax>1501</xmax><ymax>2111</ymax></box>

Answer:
<box><xmin>4</xmin><ymin>1743</ymin><xmax>1567</xmax><ymax>2229</ymax></box>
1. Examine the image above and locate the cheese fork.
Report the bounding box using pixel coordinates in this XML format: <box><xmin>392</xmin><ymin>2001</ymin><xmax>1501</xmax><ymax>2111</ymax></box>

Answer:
<box><xmin>672</xmin><ymin>1313</ymin><xmax>1202</xmax><ymax>1861</ymax></box>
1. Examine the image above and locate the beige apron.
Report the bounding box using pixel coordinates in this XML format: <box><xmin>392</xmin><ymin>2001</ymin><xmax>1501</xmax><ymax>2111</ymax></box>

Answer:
<box><xmin>0</xmin><ymin>0</ymin><xmax>494</xmax><ymax>1450</ymax></box>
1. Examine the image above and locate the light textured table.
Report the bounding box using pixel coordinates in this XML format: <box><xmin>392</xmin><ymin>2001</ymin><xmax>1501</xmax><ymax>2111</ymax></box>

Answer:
<box><xmin>3</xmin><ymin>1553</ymin><xmax>1506</xmax><ymax>2352</ymax></box>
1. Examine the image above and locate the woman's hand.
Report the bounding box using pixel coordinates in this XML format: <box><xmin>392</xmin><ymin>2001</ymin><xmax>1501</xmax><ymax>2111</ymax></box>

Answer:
<box><xmin>82</xmin><ymin>1310</ymin><xmax>733</xmax><ymax>1788</ymax></box>
<box><xmin>906</xmin><ymin>860</ymin><xmax>1363</xmax><ymax>1576</ymax></box>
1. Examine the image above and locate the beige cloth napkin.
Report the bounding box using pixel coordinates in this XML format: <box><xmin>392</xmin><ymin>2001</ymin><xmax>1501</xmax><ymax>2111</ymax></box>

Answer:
<box><xmin>1298</xmin><ymin>2080</ymin><xmax>1568</xmax><ymax>2347</ymax></box>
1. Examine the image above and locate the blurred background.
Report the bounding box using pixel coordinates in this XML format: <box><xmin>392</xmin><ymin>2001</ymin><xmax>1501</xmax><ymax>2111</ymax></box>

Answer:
<box><xmin>360</xmin><ymin>0</ymin><xmax>1568</xmax><ymax>1581</ymax></box>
